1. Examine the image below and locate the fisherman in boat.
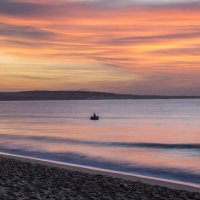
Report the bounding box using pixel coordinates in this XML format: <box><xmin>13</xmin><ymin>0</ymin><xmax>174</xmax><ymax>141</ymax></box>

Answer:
<box><xmin>90</xmin><ymin>113</ymin><xmax>99</xmax><ymax>120</ymax></box>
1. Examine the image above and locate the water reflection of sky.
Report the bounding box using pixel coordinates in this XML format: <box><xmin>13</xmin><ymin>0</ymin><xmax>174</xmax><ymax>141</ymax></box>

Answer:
<box><xmin>0</xmin><ymin>100</ymin><xmax>200</xmax><ymax>185</ymax></box>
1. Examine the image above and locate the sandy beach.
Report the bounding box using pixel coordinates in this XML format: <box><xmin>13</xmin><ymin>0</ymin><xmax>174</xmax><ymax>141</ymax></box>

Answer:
<box><xmin>0</xmin><ymin>154</ymin><xmax>199</xmax><ymax>200</ymax></box>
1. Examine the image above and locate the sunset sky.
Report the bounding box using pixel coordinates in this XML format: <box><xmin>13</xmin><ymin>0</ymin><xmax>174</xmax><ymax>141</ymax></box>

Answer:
<box><xmin>0</xmin><ymin>0</ymin><xmax>200</xmax><ymax>95</ymax></box>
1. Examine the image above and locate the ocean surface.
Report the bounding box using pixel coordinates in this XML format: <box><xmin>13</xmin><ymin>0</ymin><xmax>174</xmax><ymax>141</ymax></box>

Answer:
<box><xmin>0</xmin><ymin>100</ymin><xmax>200</xmax><ymax>187</ymax></box>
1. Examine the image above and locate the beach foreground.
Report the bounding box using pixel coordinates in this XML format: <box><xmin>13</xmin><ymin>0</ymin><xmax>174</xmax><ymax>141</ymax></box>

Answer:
<box><xmin>0</xmin><ymin>156</ymin><xmax>199</xmax><ymax>200</ymax></box>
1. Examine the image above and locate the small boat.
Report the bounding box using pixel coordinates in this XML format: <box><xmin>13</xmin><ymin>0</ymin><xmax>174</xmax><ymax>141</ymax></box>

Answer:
<box><xmin>90</xmin><ymin>113</ymin><xmax>99</xmax><ymax>120</ymax></box>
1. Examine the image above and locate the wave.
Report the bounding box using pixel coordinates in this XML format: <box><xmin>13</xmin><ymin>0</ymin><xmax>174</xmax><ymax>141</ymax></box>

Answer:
<box><xmin>0</xmin><ymin>115</ymin><xmax>83</xmax><ymax>119</ymax></box>
<box><xmin>0</xmin><ymin>114</ymin><xmax>133</xmax><ymax>120</ymax></box>
<box><xmin>0</xmin><ymin>134</ymin><xmax>200</xmax><ymax>150</ymax></box>
<box><xmin>0</xmin><ymin>147</ymin><xmax>200</xmax><ymax>185</ymax></box>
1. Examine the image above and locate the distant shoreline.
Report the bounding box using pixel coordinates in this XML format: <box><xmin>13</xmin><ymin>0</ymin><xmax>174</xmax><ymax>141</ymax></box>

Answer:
<box><xmin>0</xmin><ymin>91</ymin><xmax>200</xmax><ymax>101</ymax></box>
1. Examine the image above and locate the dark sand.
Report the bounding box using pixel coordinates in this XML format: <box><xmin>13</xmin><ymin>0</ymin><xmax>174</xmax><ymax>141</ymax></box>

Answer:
<box><xmin>0</xmin><ymin>157</ymin><xmax>199</xmax><ymax>200</ymax></box>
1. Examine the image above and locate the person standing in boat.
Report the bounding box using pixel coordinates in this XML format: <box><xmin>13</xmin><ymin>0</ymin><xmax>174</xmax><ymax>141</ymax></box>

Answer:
<box><xmin>90</xmin><ymin>113</ymin><xmax>99</xmax><ymax>120</ymax></box>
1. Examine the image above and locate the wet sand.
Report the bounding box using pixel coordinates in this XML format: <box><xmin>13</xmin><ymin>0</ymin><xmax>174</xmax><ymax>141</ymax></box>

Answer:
<box><xmin>0</xmin><ymin>155</ymin><xmax>199</xmax><ymax>200</ymax></box>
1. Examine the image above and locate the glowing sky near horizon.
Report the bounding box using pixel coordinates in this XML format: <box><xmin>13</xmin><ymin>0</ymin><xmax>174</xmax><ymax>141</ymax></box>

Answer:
<box><xmin>0</xmin><ymin>0</ymin><xmax>200</xmax><ymax>94</ymax></box>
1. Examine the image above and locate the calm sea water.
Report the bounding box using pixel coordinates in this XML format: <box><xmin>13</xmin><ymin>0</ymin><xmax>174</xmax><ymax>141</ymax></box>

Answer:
<box><xmin>0</xmin><ymin>100</ymin><xmax>200</xmax><ymax>187</ymax></box>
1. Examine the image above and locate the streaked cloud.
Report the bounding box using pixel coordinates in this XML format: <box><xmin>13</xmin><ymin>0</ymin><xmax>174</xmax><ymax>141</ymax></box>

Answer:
<box><xmin>0</xmin><ymin>23</ymin><xmax>56</xmax><ymax>39</ymax></box>
<box><xmin>102</xmin><ymin>31</ymin><xmax>200</xmax><ymax>46</ymax></box>
<box><xmin>0</xmin><ymin>0</ymin><xmax>47</xmax><ymax>16</ymax></box>
<box><xmin>0</xmin><ymin>0</ymin><xmax>200</xmax><ymax>94</ymax></box>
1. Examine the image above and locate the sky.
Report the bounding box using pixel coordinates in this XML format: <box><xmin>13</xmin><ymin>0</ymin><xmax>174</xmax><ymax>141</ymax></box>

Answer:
<box><xmin>0</xmin><ymin>0</ymin><xmax>200</xmax><ymax>95</ymax></box>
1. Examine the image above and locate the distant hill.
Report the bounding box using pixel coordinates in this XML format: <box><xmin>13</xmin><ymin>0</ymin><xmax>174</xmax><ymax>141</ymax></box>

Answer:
<box><xmin>0</xmin><ymin>91</ymin><xmax>200</xmax><ymax>101</ymax></box>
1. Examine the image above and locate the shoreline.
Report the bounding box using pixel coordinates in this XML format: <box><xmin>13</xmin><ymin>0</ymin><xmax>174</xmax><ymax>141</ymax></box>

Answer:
<box><xmin>1</xmin><ymin>99</ymin><xmax>200</xmax><ymax>102</ymax></box>
<box><xmin>0</xmin><ymin>153</ymin><xmax>199</xmax><ymax>193</ymax></box>
<box><xmin>1</xmin><ymin>90</ymin><xmax>200</xmax><ymax>101</ymax></box>
<box><xmin>0</xmin><ymin>153</ymin><xmax>200</xmax><ymax>199</ymax></box>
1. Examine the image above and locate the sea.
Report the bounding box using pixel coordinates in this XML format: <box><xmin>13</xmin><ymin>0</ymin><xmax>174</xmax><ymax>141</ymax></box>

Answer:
<box><xmin>0</xmin><ymin>100</ymin><xmax>199</xmax><ymax>188</ymax></box>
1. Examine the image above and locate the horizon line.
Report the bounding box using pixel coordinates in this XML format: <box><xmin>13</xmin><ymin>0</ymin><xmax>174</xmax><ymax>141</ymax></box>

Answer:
<box><xmin>0</xmin><ymin>90</ymin><xmax>200</xmax><ymax>97</ymax></box>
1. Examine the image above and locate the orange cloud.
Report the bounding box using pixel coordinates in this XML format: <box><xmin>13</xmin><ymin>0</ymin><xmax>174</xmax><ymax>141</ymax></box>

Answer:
<box><xmin>0</xmin><ymin>0</ymin><xmax>200</xmax><ymax>94</ymax></box>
